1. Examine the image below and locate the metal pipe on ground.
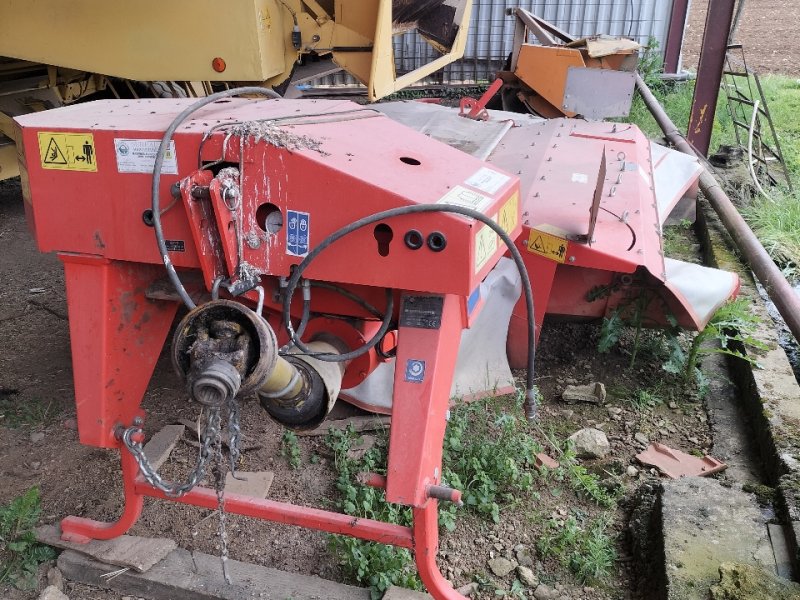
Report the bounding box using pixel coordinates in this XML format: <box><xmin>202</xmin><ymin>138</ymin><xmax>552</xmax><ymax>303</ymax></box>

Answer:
<box><xmin>635</xmin><ymin>73</ymin><xmax>800</xmax><ymax>343</ymax></box>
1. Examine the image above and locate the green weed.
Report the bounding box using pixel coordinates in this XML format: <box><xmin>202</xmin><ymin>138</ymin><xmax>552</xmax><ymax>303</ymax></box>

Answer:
<box><xmin>441</xmin><ymin>395</ymin><xmax>543</xmax><ymax>524</ymax></box>
<box><xmin>740</xmin><ymin>188</ymin><xmax>800</xmax><ymax>277</ymax></box>
<box><xmin>663</xmin><ymin>298</ymin><xmax>768</xmax><ymax>386</ymax></box>
<box><xmin>0</xmin><ymin>488</ymin><xmax>56</xmax><ymax>589</ymax></box>
<box><xmin>324</xmin><ymin>426</ymin><xmax>420</xmax><ymax>598</ymax></box>
<box><xmin>0</xmin><ymin>391</ymin><xmax>55</xmax><ymax>428</ymax></box>
<box><xmin>627</xmin><ymin>389</ymin><xmax>663</xmax><ymax>411</ymax></box>
<box><xmin>537</xmin><ymin>513</ymin><xmax>616</xmax><ymax>584</ymax></box>
<box><xmin>280</xmin><ymin>430</ymin><xmax>301</xmax><ymax>469</ymax></box>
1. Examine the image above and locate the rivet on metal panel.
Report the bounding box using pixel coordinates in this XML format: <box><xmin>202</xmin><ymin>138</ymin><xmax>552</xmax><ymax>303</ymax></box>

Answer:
<box><xmin>534</xmin><ymin>192</ymin><xmax>540</xmax><ymax>198</ymax></box>
<box><xmin>523</xmin><ymin>240</ymin><xmax>528</xmax><ymax>247</ymax></box>
<box><xmin>547</xmin><ymin>157</ymin><xmax>552</xmax><ymax>162</ymax></box>
<box><xmin>212</xmin><ymin>57</ymin><xmax>227</xmax><ymax>72</ymax></box>
<box><xmin>540</xmin><ymin>176</ymin><xmax>546</xmax><ymax>181</ymax></box>
<box><xmin>568</xmin><ymin>256</ymin><xmax>576</xmax><ymax>263</ymax></box>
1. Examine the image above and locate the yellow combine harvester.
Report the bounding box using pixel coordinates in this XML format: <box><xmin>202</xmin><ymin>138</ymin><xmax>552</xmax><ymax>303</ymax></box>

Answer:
<box><xmin>0</xmin><ymin>0</ymin><xmax>472</xmax><ymax>180</ymax></box>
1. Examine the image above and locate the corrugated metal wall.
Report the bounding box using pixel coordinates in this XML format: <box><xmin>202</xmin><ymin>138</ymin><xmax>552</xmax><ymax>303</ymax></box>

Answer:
<box><xmin>317</xmin><ymin>0</ymin><xmax>674</xmax><ymax>87</ymax></box>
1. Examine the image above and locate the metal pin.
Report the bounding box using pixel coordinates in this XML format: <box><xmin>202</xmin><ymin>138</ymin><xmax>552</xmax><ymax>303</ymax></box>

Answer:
<box><xmin>616</xmin><ymin>173</ymin><xmax>623</xmax><ymax>185</ymax></box>
<box><xmin>608</xmin><ymin>186</ymin><xmax>617</xmax><ymax>197</ymax></box>
<box><xmin>620</xmin><ymin>210</ymin><xmax>629</xmax><ymax>223</ymax></box>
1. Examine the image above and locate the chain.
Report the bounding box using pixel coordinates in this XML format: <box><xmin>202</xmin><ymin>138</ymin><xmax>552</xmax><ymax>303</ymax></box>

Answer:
<box><xmin>121</xmin><ymin>408</ymin><xmax>221</xmax><ymax>497</ymax></box>
<box><xmin>121</xmin><ymin>401</ymin><xmax>243</xmax><ymax>584</ymax></box>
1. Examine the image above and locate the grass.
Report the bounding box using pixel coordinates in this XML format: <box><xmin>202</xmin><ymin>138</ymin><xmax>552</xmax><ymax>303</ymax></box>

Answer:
<box><xmin>322</xmin><ymin>393</ymin><xmax>619</xmax><ymax>597</ymax></box>
<box><xmin>0</xmin><ymin>391</ymin><xmax>55</xmax><ymax>428</ymax></box>
<box><xmin>626</xmin><ymin>73</ymin><xmax>800</xmax><ymax>276</ymax></box>
<box><xmin>0</xmin><ymin>488</ymin><xmax>56</xmax><ymax>589</ymax></box>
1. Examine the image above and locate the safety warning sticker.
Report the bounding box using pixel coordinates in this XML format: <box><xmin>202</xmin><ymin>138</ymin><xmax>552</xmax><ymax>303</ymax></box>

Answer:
<box><xmin>465</xmin><ymin>166</ymin><xmax>511</xmax><ymax>195</ymax></box>
<box><xmin>496</xmin><ymin>192</ymin><xmax>519</xmax><ymax>235</ymax></box>
<box><xmin>114</xmin><ymin>139</ymin><xmax>178</xmax><ymax>174</ymax></box>
<box><xmin>527</xmin><ymin>228</ymin><xmax>568</xmax><ymax>263</ymax></box>
<box><xmin>437</xmin><ymin>185</ymin><xmax>493</xmax><ymax>214</ymax></box>
<box><xmin>286</xmin><ymin>210</ymin><xmax>310</xmax><ymax>257</ymax></box>
<box><xmin>474</xmin><ymin>223</ymin><xmax>498</xmax><ymax>274</ymax></box>
<box><xmin>38</xmin><ymin>132</ymin><xmax>97</xmax><ymax>172</ymax></box>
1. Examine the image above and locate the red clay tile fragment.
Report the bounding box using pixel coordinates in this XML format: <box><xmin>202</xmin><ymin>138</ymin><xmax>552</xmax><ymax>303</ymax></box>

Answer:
<box><xmin>535</xmin><ymin>452</ymin><xmax>560</xmax><ymax>470</ymax></box>
<box><xmin>635</xmin><ymin>442</ymin><xmax>727</xmax><ymax>479</ymax></box>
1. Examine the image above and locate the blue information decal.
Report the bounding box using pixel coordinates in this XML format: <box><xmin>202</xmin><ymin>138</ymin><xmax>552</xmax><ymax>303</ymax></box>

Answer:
<box><xmin>404</xmin><ymin>359</ymin><xmax>426</xmax><ymax>383</ymax></box>
<box><xmin>286</xmin><ymin>210</ymin><xmax>310</xmax><ymax>257</ymax></box>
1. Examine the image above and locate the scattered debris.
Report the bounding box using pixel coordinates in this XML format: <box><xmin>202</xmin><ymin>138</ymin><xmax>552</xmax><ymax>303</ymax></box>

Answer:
<box><xmin>535</xmin><ymin>452</ymin><xmax>559</xmax><ymax>470</ymax></box>
<box><xmin>38</xmin><ymin>585</ymin><xmax>68</xmax><ymax>600</ymax></box>
<box><xmin>295</xmin><ymin>415</ymin><xmax>391</xmax><ymax>437</ymax></box>
<box><xmin>517</xmin><ymin>565</ymin><xmax>539</xmax><ymax>587</ymax></box>
<box><xmin>488</xmin><ymin>556</ymin><xmax>516</xmax><ymax>577</ymax></box>
<box><xmin>561</xmin><ymin>382</ymin><xmax>606</xmax><ymax>404</ymax></box>
<box><xmin>514</xmin><ymin>544</ymin><xmax>534</xmax><ymax>567</ymax></box>
<box><xmin>142</xmin><ymin>424</ymin><xmax>185</xmax><ymax>471</ymax></box>
<box><xmin>223</xmin><ymin>471</ymin><xmax>274</xmax><ymax>499</ymax></box>
<box><xmin>626</xmin><ymin>465</ymin><xmax>639</xmax><ymax>478</ymax></box>
<box><xmin>568</xmin><ymin>427</ymin><xmax>611</xmax><ymax>459</ymax></box>
<box><xmin>46</xmin><ymin>566</ymin><xmax>64</xmax><ymax>591</ymax></box>
<box><xmin>533</xmin><ymin>583</ymin><xmax>559</xmax><ymax>600</ymax></box>
<box><xmin>345</xmin><ymin>435</ymin><xmax>377</xmax><ymax>461</ymax></box>
<box><xmin>634</xmin><ymin>432</ymin><xmax>650</xmax><ymax>446</ymax></box>
<box><xmin>36</xmin><ymin>525</ymin><xmax>176</xmax><ymax>573</ymax></box>
<box><xmin>635</xmin><ymin>443</ymin><xmax>727</xmax><ymax>479</ymax></box>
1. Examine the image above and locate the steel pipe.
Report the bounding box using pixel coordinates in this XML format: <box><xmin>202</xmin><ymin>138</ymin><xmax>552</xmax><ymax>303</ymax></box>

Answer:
<box><xmin>635</xmin><ymin>74</ymin><xmax>800</xmax><ymax>342</ymax></box>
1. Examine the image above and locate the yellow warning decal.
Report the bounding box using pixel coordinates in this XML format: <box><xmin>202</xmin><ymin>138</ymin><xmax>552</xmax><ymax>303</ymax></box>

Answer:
<box><xmin>497</xmin><ymin>192</ymin><xmax>519</xmax><ymax>235</ymax></box>
<box><xmin>474</xmin><ymin>224</ymin><xmax>498</xmax><ymax>274</ymax></box>
<box><xmin>527</xmin><ymin>228</ymin><xmax>568</xmax><ymax>263</ymax></box>
<box><xmin>38</xmin><ymin>132</ymin><xmax>97</xmax><ymax>172</ymax></box>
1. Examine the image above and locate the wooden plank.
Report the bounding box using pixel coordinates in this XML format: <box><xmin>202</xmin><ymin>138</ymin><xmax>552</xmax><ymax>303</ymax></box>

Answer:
<box><xmin>58</xmin><ymin>547</ymin><xmax>371</xmax><ymax>600</ymax></box>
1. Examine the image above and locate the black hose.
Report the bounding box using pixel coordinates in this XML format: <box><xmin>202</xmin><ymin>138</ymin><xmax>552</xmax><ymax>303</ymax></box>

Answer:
<box><xmin>281</xmin><ymin>204</ymin><xmax>538</xmax><ymax>419</ymax></box>
<box><xmin>284</xmin><ymin>289</ymin><xmax>395</xmax><ymax>364</ymax></box>
<box><xmin>152</xmin><ymin>86</ymin><xmax>281</xmax><ymax>310</ymax></box>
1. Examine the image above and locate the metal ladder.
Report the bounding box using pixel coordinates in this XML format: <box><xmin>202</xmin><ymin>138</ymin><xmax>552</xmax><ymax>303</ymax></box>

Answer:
<box><xmin>722</xmin><ymin>43</ymin><xmax>793</xmax><ymax>191</ymax></box>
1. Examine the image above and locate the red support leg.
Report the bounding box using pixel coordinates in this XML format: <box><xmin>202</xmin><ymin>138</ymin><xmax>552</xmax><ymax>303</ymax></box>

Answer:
<box><xmin>386</xmin><ymin>294</ymin><xmax>463</xmax><ymax>507</ymax></box>
<box><xmin>413</xmin><ymin>501</ymin><xmax>467</xmax><ymax>600</ymax></box>
<box><xmin>60</xmin><ymin>445</ymin><xmax>144</xmax><ymax>542</ymax></box>
<box><xmin>59</xmin><ymin>254</ymin><xmax>179</xmax><ymax>448</ymax></box>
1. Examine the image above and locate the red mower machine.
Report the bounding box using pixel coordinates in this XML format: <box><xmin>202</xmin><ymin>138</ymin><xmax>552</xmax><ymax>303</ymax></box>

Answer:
<box><xmin>15</xmin><ymin>83</ymin><xmax>737</xmax><ymax>598</ymax></box>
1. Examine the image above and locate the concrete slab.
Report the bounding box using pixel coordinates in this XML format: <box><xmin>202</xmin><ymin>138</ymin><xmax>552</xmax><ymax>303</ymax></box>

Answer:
<box><xmin>143</xmin><ymin>424</ymin><xmax>185</xmax><ymax>470</ymax></box>
<box><xmin>698</xmin><ymin>202</ymin><xmax>800</xmax><ymax>574</ymax></box>
<box><xmin>224</xmin><ymin>471</ymin><xmax>274</xmax><ymax>499</ymax></box>
<box><xmin>58</xmin><ymin>547</ymin><xmax>371</xmax><ymax>600</ymax></box>
<box><xmin>661</xmin><ymin>477</ymin><xmax>774</xmax><ymax>600</ymax></box>
<box><xmin>36</xmin><ymin>525</ymin><xmax>176</xmax><ymax>573</ymax></box>
<box><xmin>768</xmin><ymin>523</ymin><xmax>794</xmax><ymax>579</ymax></box>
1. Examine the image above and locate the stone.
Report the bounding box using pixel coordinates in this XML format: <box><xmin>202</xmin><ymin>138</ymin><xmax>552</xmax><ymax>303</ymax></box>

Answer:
<box><xmin>515</xmin><ymin>545</ymin><xmax>534</xmax><ymax>567</ymax></box>
<box><xmin>533</xmin><ymin>583</ymin><xmax>557</xmax><ymax>599</ymax></box>
<box><xmin>634</xmin><ymin>432</ymin><xmax>649</xmax><ymax>445</ymax></box>
<box><xmin>567</xmin><ymin>428</ymin><xmax>610</xmax><ymax>459</ymax></box>
<box><xmin>709</xmin><ymin>562</ymin><xmax>800</xmax><ymax>599</ymax></box>
<box><xmin>627</xmin><ymin>465</ymin><xmax>639</xmax><ymax>477</ymax></box>
<box><xmin>46</xmin><ymin>566</ymin><xmax>64</xmax><ymax>591</ymax></box>
<box><xmin>517</xmin><ymin>565</ymin><xmax>539</xmax><ymax>587</ymax></box>
<box><xmin>38</xmin><ymin>586</ymin><xmax>68</xmax><ymax>600</ymax></box>
<box><xmin>561</xmin><ymin>382</ymin><xmax>606</xmax><ymax>405</ymax></box>
<box><xmin>346</xmin><ymin>435</ymin><xmax>376</xmax><ymax>461</ymax></box>
<box><xmin>455</xmin><ymin>582</ymin><xmax>479</xmax><ymax>597</ymax></box>
<box><xmin>488</xmin><ymin>557</ymin><xmax>515</xmax><ymax>577</ymax></box>
<box><xmin>30</xmin><ymin>431</ymin><xmax>45</xmax><ymax>443</ymax></box>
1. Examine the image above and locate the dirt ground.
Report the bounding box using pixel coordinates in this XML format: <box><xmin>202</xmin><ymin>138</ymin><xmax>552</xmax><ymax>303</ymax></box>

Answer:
<box><xmin>682</xmin><ymin>0</ymin><xmax>800</xmax><ymax>76</ymax></box>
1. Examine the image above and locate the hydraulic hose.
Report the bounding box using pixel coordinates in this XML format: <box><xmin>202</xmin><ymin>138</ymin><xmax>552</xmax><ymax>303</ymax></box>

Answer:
<box><xmin>152</xmin><ymin>86</ymin><xmax>281</xmax><ymax>310</ymax></box>
<box><xmin>281</xmin><ymin>204</ymin><xmax>539</xmax><ymax>419</ymax></box>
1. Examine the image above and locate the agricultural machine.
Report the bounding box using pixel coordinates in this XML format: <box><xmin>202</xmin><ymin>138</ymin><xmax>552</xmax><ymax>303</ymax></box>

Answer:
<box><xmin>11</xmin><ymin>6</ymin><xmax>739</xmax><ymax>599</ymax></box>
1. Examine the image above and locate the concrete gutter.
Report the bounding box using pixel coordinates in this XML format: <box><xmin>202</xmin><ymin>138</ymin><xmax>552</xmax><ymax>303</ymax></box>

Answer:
<box><xmin>697</xmin><ymin>201</ymin><xmax>800</xmax><ymax>578</ymax></box>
